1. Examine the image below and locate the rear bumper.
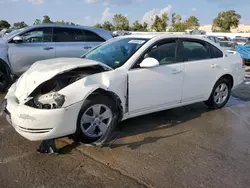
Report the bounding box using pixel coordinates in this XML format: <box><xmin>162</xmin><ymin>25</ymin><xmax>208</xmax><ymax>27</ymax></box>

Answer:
<box><xmin>4</xmin><ymin>96</ymin><xmax>82</xmax><ymax>141</ymax></box>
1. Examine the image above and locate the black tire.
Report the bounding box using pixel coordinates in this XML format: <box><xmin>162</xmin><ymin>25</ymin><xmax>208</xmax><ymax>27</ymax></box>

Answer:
<box><xmin>0</xmin><ymin>70</ymin><xmax>10</xmax><ymax>93</ymax></box>
<box><xmin>74</xmin><ymin>95</ymin><xmax>119</xmax><ymax>144</ymax></box>
<box><xmin>204</xmin><ymin>78</ymin><xmax>232</xmax><ymax>109</ymax></box>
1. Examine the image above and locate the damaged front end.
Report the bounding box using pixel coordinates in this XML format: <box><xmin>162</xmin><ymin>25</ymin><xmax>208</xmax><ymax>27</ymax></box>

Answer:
<box><xmin>24</xmin><ymin>66</ymin><xmax>108</xmax><ymax>110</ymax></box>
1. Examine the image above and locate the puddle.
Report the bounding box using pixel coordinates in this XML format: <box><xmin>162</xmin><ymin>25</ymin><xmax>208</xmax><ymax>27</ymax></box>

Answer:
<box><xmin>226</xmin><ymin>96</ymin><xmax>247</xmax><ymax>107</ymax></box>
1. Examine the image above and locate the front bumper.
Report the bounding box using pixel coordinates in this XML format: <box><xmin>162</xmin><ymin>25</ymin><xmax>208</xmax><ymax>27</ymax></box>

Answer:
<box><xmin>3</xmin><ymin>96</ymin><xmax>83</xmax><ymax>141</ymax></box>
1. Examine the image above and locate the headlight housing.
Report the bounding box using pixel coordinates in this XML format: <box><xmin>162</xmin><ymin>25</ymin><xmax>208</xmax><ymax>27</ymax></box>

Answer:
<box><xmin>32</xmin><ymin>92</ymin><xmax>65</xmax><ymax>109</ymax></box>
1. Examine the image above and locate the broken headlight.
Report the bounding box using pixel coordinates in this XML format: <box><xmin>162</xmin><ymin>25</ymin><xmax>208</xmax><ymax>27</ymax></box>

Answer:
<box><xmin>33</xmin><ymin>92</ymin><xmax>65</xmax><ymax>109</ymax></box>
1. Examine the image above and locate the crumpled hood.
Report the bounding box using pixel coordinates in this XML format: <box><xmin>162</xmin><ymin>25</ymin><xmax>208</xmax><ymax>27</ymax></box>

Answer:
<box><xmin>14</xmin><ymin>57</ymin><xmax>112</xmax><ymax>102</ymax></box>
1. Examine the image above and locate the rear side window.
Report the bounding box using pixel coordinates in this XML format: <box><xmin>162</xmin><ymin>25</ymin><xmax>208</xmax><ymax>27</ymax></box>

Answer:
<box><xmin>83</xmin><ymin>30</ymin><xmax>105</xmax><ymax>42</ymax></box>
<box><xmin>210</xmin><ymin>44</ymin><xmax>223</xmax><ymax>58</ymax></box>
<box><xmin>182</xmin><ymin>40</ymin><xmax>210</xmax><ymax>62</ymax></box>
<box><xmin>53</xmin><ymin>27</ymin><xmax>85</xmax><ymax>42</ymax></box>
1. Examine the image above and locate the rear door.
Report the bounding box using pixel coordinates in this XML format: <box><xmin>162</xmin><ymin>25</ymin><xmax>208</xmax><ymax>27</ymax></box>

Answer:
<box><xmin>180</xmin><ymin>38</ymin><xmax>224</xmax><ymax>103</ymax></box>
<box><xmin>8</xmin><ymin>27</ymin><xmax>55</xmax><ymax>75</ymax></box>
<box><xmin>53</xmin><ymin>27</ymin><xmax>105</xmax><ymax>58</ymax></box>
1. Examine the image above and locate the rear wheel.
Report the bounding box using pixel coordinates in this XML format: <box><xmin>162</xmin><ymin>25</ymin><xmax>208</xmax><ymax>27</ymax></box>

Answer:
<box><xmin>74</xmin><ymin>95</ymin><xmax>119</xmax><ymax>143</ymax></box>
<box><xmin>205</xmin><ymin>78</ymin><xmax>231</xmax><ymax>109</ymax></box>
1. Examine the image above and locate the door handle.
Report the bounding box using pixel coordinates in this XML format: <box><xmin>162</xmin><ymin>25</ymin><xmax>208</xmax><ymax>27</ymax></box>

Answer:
<box><xmin>172</xmin><ymin>69</ymin><xmax>182</xmax><ymax>74</ymax></box>
<box><xmin>83</xmin><ymin>46</ymin><xmax>92</xmax><ymax>49</ymax></box>
<box><xmin>43</xmin><ymin>47</ymin><xmax>54</xmax><ymax>50</ymax></box>
<box><xmin>210</xmin><ymin>64</ymin><xmax>220</xmax><ymax>68</ymax></box>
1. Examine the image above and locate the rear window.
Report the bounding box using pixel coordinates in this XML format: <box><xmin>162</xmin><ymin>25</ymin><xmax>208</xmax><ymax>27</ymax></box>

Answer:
<box><xmin>210</xmin><ymin>44</ymin><xmax>223</xmax><ymax>58</ymax></box>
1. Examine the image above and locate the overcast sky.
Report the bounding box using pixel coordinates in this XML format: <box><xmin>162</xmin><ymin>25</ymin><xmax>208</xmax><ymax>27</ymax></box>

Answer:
<box><xmin>0</xmin><ymin>0</ymin><xmax>250</xmax><ymax>26</ymax></box>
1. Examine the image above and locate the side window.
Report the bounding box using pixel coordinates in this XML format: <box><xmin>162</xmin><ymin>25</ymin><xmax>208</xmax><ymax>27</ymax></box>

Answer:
<box><xmin>182</xmin><ymin>40</ymin><xmax>210</xmax><ymax>62</ymax></box>
<box><xmin>83</xmin><ymin>30</ymin><xmax>105</xmax><ymax>42</ymax></box>
<box><xmin>20</xmin><ymin>27</ymin><xmax>52</xmax><ymax>43</ymax></box>
<box><xmin>53</xmin><ymin>27</ymin><xmax>85</xmax><ymax>42</ymax></box>
<box><xmin>145</xmin><ymin>40</ymin><xmax>177</xmax><ymax>65</ymax></box>
<box><xmin>210</xmin><ymin>44</ymin><xmax>223</xmax><ymax>58</ymax></box>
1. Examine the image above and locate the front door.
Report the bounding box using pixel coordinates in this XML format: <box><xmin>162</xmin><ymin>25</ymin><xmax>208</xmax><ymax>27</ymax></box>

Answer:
<box><xmin>8</xmin><ymin>27</ymin><xmax>55</xmax><ymax>76</ymax></box>
<box><xmin>128</xmin><ymin>39</ymin><xmax>184</xmax><ymax>114</ymax></box>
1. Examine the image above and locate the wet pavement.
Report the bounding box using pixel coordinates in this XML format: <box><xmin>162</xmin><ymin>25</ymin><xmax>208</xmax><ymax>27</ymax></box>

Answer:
<box><xmin>1</xmin><ymin>80</ymin><xmax>250</xmax><ymax>188</ymax></box>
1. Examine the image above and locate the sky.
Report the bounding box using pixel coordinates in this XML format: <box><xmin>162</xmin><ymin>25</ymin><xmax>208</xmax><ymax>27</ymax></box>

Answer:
<box><xmin>0</xmin><ymin>0</ymin><xmax>250</xmax><ymax>26</ymax></box>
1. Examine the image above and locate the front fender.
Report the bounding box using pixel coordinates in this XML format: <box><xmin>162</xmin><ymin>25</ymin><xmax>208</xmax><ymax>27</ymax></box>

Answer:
<box><xmin>58</xmin><ymin>70</ymin><xmax>127</xmax><ymax>109</ymax></box>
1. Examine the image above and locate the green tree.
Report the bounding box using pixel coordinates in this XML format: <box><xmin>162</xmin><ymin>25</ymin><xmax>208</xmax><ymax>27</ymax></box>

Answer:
<box><xmin>171</xmin><ymin>13</ymin><xmax>176</xmax><ymax>25</ymax></box>
<box><xmin>0</xmin><ymin>20</ymin><xmax>10</xmax><ymax>30</ymax></box>
<box><xmin>94</xmin><ymin>23</ymin><xmax>102</xmax><ymax>28</ymax></box>
<box><xmin>102</xmin><ymin>21</ymin><xmax>114</xmax><ymax>31</ymax></box>
<box><xmin>169</xmin><ymin>22</ymin><xmax>187</xmax><ymax>32</ymax></box>
<box><xmin>42</xmin><ymin>15</ymin><xmax>52</xmax><ymax>24</ymax></box>
<box><xmin>151</xmin><ymin>13</ymin><xmax>168</xmax><ymax>32</ymax></box>
<box><xmin>212</xmin><ymin>10</ymin><xmax>241</xmax><ymax>32</ymax></box>
<box><xmin>33</xmin><ymin>19</ymin><xmax>41</xmax><ymax>25</ymax></box>
<box><xmin>113</xmin><ymin>14</ymin><xmax>130</xmax><ymax>31</ymax></box>
<box><xmin>12</xmin><ymin>21</ymin><xmax>28</xmax><ymax>29</ymax></box>
<box><xmin>132</xmin><ymin>20</ymin><xmax>148</xmax><ymax>31</ymax></box>
<box><xmin>185</xmin><ymin>16</ymin><xmax>200</xmax><ymax>29</ymax></box>
<box><xmin>54</xmin><ymin>20</ymin><xmax>65</xmax><ymax>24</ymax></box>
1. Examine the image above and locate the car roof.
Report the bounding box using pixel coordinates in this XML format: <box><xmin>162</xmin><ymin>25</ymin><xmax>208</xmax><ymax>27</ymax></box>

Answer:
<box><xmin>119</xmin><ymin>34</ymin><xmax>212</xmax><ymax>40</ymax></box>
<box><xmin>9</xmin><ymin>24</ymin><xmax>113</xmax><ymax>40</ymax></box>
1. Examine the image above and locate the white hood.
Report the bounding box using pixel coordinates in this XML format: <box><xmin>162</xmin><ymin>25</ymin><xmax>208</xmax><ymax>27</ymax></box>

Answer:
<box><xmin>14</xmin><ymin>57</ymin><xmax>112</xmax><ymax>102</ymax></box>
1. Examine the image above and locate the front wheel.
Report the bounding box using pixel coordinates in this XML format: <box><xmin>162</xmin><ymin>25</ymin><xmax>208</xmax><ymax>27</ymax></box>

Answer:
<box><xmin>74</xmin><ymin>95</ymin><xmax>119</xmax><ymax>143</ymax></box>
<box><xmin>204</xmin><ymin>78</ymin><xmax>231</xmax><ymax>109</ymax></box>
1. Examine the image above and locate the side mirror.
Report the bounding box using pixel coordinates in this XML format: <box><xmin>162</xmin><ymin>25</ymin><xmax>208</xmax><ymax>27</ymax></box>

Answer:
<box><xmin>140</xmin><ymin>57</ymin><xmax>159</xmax><ymax>68</ymax></box>
<box><xmin>13</xmin><ymin>36</ymin><xmax>23</xmax><ymax>43</ymax></box>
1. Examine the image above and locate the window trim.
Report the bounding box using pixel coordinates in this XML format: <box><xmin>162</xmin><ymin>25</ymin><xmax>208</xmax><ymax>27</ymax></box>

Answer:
<box><xmin>179</xmin><ymin>38</ymin><xmax>213</xmax><ymax>63</ymax></box>
<box><xmin>130</xmin><ymin>38</ymin><xmax>181</xmax><ymax>70</ymax></box>
<box><xmin>8</xmin><ymin>27</ymin><xmax>53</xmax><ymax>44</ymax></box>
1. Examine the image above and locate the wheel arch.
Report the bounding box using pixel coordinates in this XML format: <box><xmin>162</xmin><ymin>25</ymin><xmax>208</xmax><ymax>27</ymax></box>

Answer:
<box><xmin>218</xmin><ymin>74</ymin><xmax>234</xmax><ymax>88</ymax></box>
<box><xmin>85</xmin><ymin>88</ymin><xmax>124</xmax><ymax>121</ymax></box>
<box><xmin>0</xmin><ymin>58</ymin><xmax>12</xmax><ymax>76</ymax></box>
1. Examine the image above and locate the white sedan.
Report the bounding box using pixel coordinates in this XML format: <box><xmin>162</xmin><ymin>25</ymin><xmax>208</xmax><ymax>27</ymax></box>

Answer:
<box><xmin>1</xmin><ymin>34</ymin><xmax>245</xmax><ymax>143</ymax></box>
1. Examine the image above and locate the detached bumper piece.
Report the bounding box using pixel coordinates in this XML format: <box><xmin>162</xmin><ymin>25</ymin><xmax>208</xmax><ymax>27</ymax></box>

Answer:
<box><xmin>37</xmin><ymin>139</ymin><xmax>59</xmax><ymax>155</ymax></box>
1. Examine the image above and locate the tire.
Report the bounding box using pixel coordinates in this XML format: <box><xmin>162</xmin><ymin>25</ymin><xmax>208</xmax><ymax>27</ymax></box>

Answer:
<box><xmin>74</xmin><ymin>95</ymin><xmax>119</xmax><ymax>143</ymax></box>
<box><xmin>204</xmin><ymin>78</ymin><xmax>232</xmax><ymax>109</ymax></box>
<box><xmin>0</xmin><ymin>70</ymin><xmax>10</xmax><ymax>93</ymax></box>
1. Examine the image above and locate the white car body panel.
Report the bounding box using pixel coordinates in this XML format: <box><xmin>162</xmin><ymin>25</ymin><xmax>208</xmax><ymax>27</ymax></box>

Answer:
<box><xmin>3</xmin><ymin>34</ymin><xmax>245</xmax><ymax>141</ymax></box>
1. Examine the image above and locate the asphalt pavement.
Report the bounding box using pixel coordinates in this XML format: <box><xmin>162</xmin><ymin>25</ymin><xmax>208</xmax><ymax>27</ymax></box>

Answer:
<box><xmin>1</xmin><ymin>80</ymin><xmax>250</xmax><ymax>188</ymax></box>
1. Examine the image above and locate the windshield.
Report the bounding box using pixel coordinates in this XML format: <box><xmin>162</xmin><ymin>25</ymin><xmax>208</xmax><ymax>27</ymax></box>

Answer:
<box><xmin>83</xmin><ymin>37</ymin><xmax>149</xmax><ymax>69</ymax></box>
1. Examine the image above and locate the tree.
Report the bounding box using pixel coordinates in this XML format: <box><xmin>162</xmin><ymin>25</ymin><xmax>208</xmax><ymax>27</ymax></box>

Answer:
<box><xmin>42</xmin><ymin>15</ymin><xmax>52</xmax><ymax>24</ymax></box>
<box><xmin>102</xmin><ymin>21</ymin><xmax>114</xmax><ymax>31</ymax></box>
<box><xmin>132</xmin><ymin>20</ymin><xmax>148</xmax><ymax>31</ymax></box>
<box><xmin>151</xmin><ymin>13</ymin><xmax>168</xmax><ymax>32</ymax></box>
<box><xmin>113</xmin><ymin>14</ymin><xmax>130</xmax><ymax>31</ymax></box>
<box><xmin>12</xmin><ymin>21</ymin><xmax>28</xmax><ymax>29</ymax></box>
<box><xmin>33</xmin><ymin>19</ymin><xmax>41</xmax><ymax>25</ymax></box>
<box><xmin>212</xmin><ymin>10</ymin><xmax>241</xmax><ymax>32</ymax></box>
<box><xmin>94</xmin><ymin>23</ymin><xmax>102</xmax><ymax>28</ymax></box>
<box><xmin>54</xmin><ymin>20</ymin><xmax>65</xmax><ymax>24</ymax></box>
<box><xmin>185</xmin><ymin>16</ymin><xmax>200</xmax><ymax>29</ymax></box>
<box><xmin>169</xmin><ymin>22</ymin><xmax>187</xmax><ymax>32</ymax></box>
<box><xmin>0</xmin><ymin>20</ymin><xmax>10</xmax><ymax>30</ymax></box>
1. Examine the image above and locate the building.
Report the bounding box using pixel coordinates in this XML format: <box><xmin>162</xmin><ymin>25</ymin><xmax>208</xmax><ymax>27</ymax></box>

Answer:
<box><xmin>199</xmin><ymin>24</ymin><xmax>250</xmax><ymax>33</ymax></box>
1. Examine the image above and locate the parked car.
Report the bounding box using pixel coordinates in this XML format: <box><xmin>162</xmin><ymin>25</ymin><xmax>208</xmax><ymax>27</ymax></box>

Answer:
<box><xmin>217</xmin><ymin>36</ymin><xmax>231</xmax><ymax>42</ymax></box>
<box><xmin>0</xmin><ymin>24</ymin><xmax>113</xmax><ymax>92</ymax></box>
<box><xmin>219</xmin><ymin>41</ymin><xmax>238</xmax><ymax>51</ymax></box>
<box><xmin>1</xmin><ymin>35</ymin><xmax>245</xmax><ymax>144</ymax></box>
<box><xmin>233</xmin><ymin>37</ymin><xmax>248</xmax><ymax>46</ymax></box>
<box><xmin>205</xmin><ymin>35</ymin><xmax>220</xmax><ymax>43</ymax></box>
